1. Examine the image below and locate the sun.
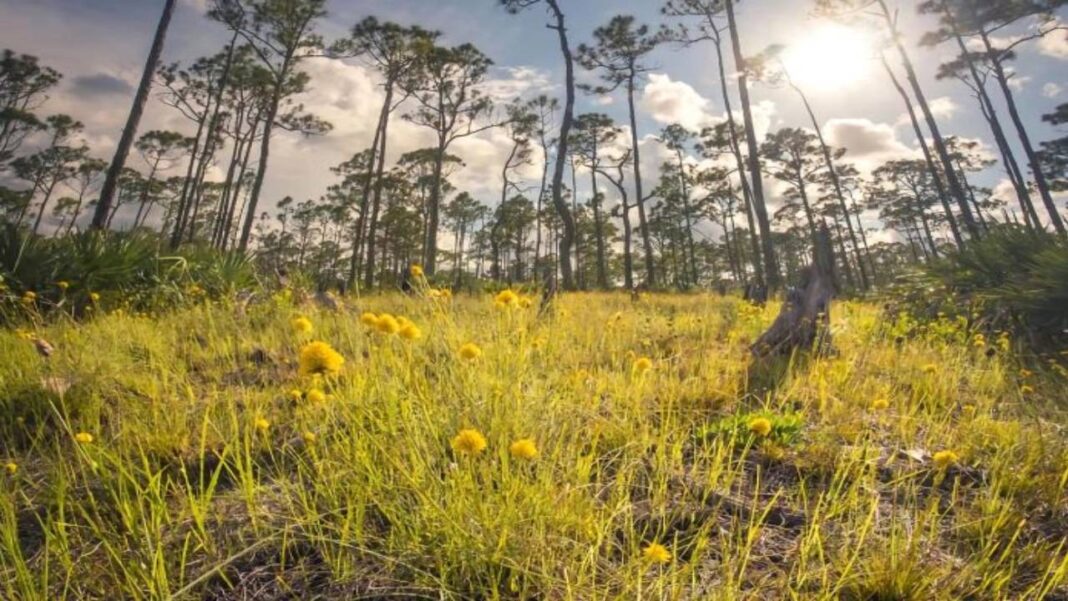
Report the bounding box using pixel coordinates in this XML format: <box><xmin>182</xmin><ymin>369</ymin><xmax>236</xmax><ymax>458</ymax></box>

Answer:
<box><xmin>782</xmin><ymin>23</ymin><xmax>875</xmax><ymax>91</ymax></box>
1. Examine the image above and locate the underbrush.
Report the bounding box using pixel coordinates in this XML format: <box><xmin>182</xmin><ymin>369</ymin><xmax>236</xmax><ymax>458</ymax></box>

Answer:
<box><xmin>889</xmin><ymin>225</ymin><xmax>1068</xmax><ymax>352</ymax></box>
<box><xmin>0</xmin><ymin>225</ymin><xmax>257</xmax><ymax>324</ymax></box>
<box><xmin>0</xmin><ymin>290</ymin><xmax>1066</xmax><ymax>599</ymax></box>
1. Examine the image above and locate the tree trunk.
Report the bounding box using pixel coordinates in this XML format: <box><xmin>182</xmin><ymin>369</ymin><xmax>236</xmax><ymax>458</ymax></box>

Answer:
<box><xmin>981</xmin><ymin>31</ymin><xmax>1066</xmax><ymax>235</ymax></box>
<box><xmin>878</xmin><ymin>0</ymin><xmax>979</xmax><ymax>239</ymax></box>
<box><xmin>93</xmin><ymin>0</ymin><xmax>175</xmax><ymax>230</ymax></box>
<box><xmin>712</xmin><ymin>34</ymin><xmax>763</xmax><ymax>289</ymax></box>
<box><xmin>352</xmin><ymin>82</ymin><xmax>390</xmax><ymax>285</ymax></box>
<box><xmin>793</xmin><ymin>83</ymin><xmax>869</xmax><ymax>290</ymax></box>
<box><xmin>676</xmin><ymin>149</ymin><xmax>699</xmax><ymax>287</ymax></box>
<box><xmin>221</xmin><ymin>121</ymin><xmax>257</xmax><ymax>250</ymax></box>
<box><xmin>725</xmin><ymin>0</ymin><xmax>778</xmax><ymax>291</ymax></box>
<box><xmin>547</xmin><ymin>0</ymin><xmax>578</xmax><ymax>290</ymax></box>
<box><xmin>626</xmin><ymin>77</ymin><xmax>656</xmax><ymax>287</ymax></box>
<box><xmin>751</xmin><ymin>224</ymin><xmax>835</xmax><ymax>357</ymax></box>
<box><xmin>32</xmin><ymin>179</ymin><xmax>59</xmax><ymax>235</ymax></box>
<box><xmin>590</xmin><ymin>152</ymin><xmax>608</xmax><ymax>288</ymax></box>
<box><xmin>364</xmin><ymin>107</ymin><xmax>392</xmax><ymax>288</ymax></box>
<box><xmin>238</xmin><ymin>56</ymin><xmax>288</xmax><ymax>253</ymax></box>
<box><xmin>880</xmin><ymin>55</ymin><xmax>965</xmax><ymax>250</ymax></box>
<box><xmin>946</xmin><ymin>20</ymin><xmax>1038</xmax><ymax>229</ymax></box>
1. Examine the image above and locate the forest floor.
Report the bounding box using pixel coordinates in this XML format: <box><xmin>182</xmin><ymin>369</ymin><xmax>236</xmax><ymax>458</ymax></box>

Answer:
<box><xmin>1</xmin><ymin>290</ymin><xmax>1066</xmax><ymax>600</ymax></box>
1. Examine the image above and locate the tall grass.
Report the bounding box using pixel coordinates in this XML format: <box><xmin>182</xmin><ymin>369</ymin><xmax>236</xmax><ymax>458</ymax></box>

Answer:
<box><xmin>0</xmin><ymin>290</ymin><xmax>1065</xmax><ymax>599</ymax></box>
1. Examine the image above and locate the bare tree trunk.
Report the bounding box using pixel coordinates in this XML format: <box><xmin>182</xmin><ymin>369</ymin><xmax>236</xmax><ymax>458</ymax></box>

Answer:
<box><xmin>546</xmin><ymin>0</ymin><xmax>578</xmax><ymax>290</ymax></box>
<box><xmin>880</xmin><ymin>55</ymin><xmax>964</xmax><ymax>249</ymax></box>
<box><xmin>239</xmin><ymin>55</ymin><xmax>289</xmax><ymax>253</ymax></box>
<box><xmin>364</xmin><ymin>106</ymin><xmax>392</xmax><ymax>288</ymax></box>
<box><xmin>877</xmin><ymin>0</ymin><xmax>979</xmax><ymax>239</ymax></box>
<box><xmin>792</xmin><ymin>82</ymin><xmax>869</xmax><ymax>290</ymax></box>
<box><xmin>751</xmin><ymin>224</ymin><xmax>835</xmax><ymax>357</ymax></box>
<box><xmin>981</xmin><ymin>31</ymin><xmax>1066</xmax><ymax>235</ymax></box>
<box><xmin>712</xmin><ymin>34</ymin><xmax>764</xmax><ymax>289</ymax></box>
<box><xmin>626</xmin><ymin>77</ymin><xmax>656</xmax><ymax>286</ymax></box>
<box><xmin>945</xmin><ymin>19</ymin><xmax>1039</xmax><ymax>229</ymax></box>
<box><xmin>725</xmin><ymin>0</ymin><xmax>778</xmax><ymax>291</ymax></box>
<box><xmin>590</xmin><ymin>144</ymin><xmax>608</xmax><ymax>288</ymax></box>
<box><xmin>93</xmin><ymin>0</ymin><xmax>175</xmax><ymax>230</ymax></box>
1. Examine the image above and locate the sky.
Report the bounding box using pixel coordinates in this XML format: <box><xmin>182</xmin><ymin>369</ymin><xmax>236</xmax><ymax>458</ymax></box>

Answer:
<box><xmin>1</xmin><ymin>0</ymin><xmax>1066</xmax><ymax>236</ymax></box>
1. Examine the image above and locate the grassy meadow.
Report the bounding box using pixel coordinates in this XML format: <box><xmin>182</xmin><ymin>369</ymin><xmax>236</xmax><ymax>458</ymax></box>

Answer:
<box><xmin>1</xmin><ymin>289</ymin><xmax>1066</xmax><ymax>599</ymax></box>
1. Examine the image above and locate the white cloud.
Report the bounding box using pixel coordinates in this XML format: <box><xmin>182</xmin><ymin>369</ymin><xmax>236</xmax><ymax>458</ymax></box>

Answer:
<box><xmin>640</xmin><ymin>73</ymin><xmax>717</xmax><ymax>130</ymax></box>
<box><xmin>1037</xmin><ymin>24</ymin><xmax>1068</xmax><ymax>59</ymax></box>
<box><xmin>180</xmin><ymin>0</ymin><xmax>210</xmax><ymax>14</ymax></box>
<box><xmin>929</xmin><ymin>96</ymin><xmax>958</xmax><ymax>119</ymax></box>
<box><xmin>1043</xmin><ymin>82</ymin><xmax>1063</xmax><ymax>98</ymax></box>
<box><xmin>824</xmin><ymin>117</ymin><xmax>916</xmax><ymax>172</ymax></box>
<box><xmin>479</xmin><ymin>66</ymin><xmax>556</xmax><ymax>103</ymax></box>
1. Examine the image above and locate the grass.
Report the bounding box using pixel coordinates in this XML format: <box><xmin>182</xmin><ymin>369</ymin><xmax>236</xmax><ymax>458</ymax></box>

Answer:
<box><xmin>1</xmin><ymin>288</ymin><xmax>1066</xmax><ymax>599</ymax></box>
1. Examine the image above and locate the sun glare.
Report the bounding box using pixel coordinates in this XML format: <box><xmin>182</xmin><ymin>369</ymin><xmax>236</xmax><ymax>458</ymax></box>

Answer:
<box><xmin>783</xmin><ymin>23</ymin><xmax>874</xmax><ymax>92</ymax></box>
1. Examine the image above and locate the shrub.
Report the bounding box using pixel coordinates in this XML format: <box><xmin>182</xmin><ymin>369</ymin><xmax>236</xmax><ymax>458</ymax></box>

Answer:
<box><xmin>888</xmin><ymin>225</ymin><xmax>1068</xmax><ymax>350</ymax></box>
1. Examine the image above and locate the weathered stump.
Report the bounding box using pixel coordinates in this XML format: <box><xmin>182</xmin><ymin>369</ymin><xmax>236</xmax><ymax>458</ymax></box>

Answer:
<box><xmin>751</xmin><ymin>224</ymin><xmax>837</xmax><ymax>358</ymax></box>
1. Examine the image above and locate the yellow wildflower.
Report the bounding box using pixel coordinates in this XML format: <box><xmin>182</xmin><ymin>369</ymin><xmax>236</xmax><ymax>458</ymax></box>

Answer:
<box><xmin>633</xmin><ymin>356</ymin><xmax>653</xmax><ymax>374</ymax></box>
<box><xmin>495</xmin><ymin>289</ymin><xmax>518</xmax><ymax>307</ymax></box>
<box><xmin>459</xmin><ymin>342</ymin><xmax>482</xmax><ymax>360</ymax></box>
<box><xmin>518</xmin><ymin>297</ymin><xmax>533</xmax><ymax>309</ymax></box>
<box><xmin>509</xmin><ymin>438</ymin><xmax>538</xmax><ymax>460</ymax></box>
<box><xmin>287</xmin><ymin>389</ymin><xmax>303</xmax><ymax>402</ymax></box>
<box><xmin>360</xmin><ymin>312</ymin><xmax>380</xmax><ymax>328</ymax></box>
<box><xmin>255</xmin><ymin>417</ymin><xmax>270</xmax><ymax>432</ymax></box>
<box><xmin>932</xmin><ymin>450</ymin><xmax>958</xmax><ymax>469</ymax></box>
<box><xmin>291</xmin><ymin>316</ymin><xmax>313</xmax><ymax>334</ymax></box>
<box><xmin>74</xmin><ymin>432</ymin><xmax>93</xmax><ymax>444</ymax></box>
<box><xmin>922</xmin><ymin>363</ymin><xmax>938</xmax><ymax>374</ymax></box>
<box><xmin>305</xmin><ymin>388</ymin><xmax>327</xmax><ymax>404</ymax></box>
<box><xmin>642</xmin><ymin>542</ymin><xmax>672</xmax><ymax>564</ymax></box>
<box><xmin>298</xmin><ymin>341</ymin><xmax>345</xmax><ymax>377</ymax></box>
<box><xmin>871</xmin><ymin>398</ymin><xmax>890</xmax><ymax>411</ymax></box>
<box><xmin>451</xmin><ymin>428</ymin><xmax>487</xmax><ymax>456</ymax></box>
<box><xmin>748</xmin><ymin>417</ymin><xmax>773</xmax><ymax>437</ymax></box>
<box><xmin>57</xmin><ymin>281</ymin><xmax>70</xmax><ymax>291</ymax></box>
<box><xmin>375</xmin><ymin>313</ymin><xmax>401</xmax><ymax>335</ymax></box>
<box><xmin>1020</xmin><ymin>384</ymin><xmax>1034</xmax><ymax>395</ymax></box>
<box><xmin>5</xmin><ymin>462</ymin><xmax>17</xmax><ymax>475</ymax></box>
<box><xmin>410</xmin><ymin>264</ymin><xmax>424</xmax><ymax>278</ymax></box>
<box><xmin>302</xmin><ymin>431</ymin><xmax>317</xmax><ymax>444</ymax></box>
<box><xmin>89</xmin><ymin>292</ymin><xmax>100</xmax><ymax>303</ymax></box>
<box><xmin>21</xmin><ymin>291</ymin><xmax>36</xmax><ymax>304</ymax></box>
<box><xmin>399</xmin><ymin>323</ymin><xmax>422</xmax><ymax>340</ymax></box>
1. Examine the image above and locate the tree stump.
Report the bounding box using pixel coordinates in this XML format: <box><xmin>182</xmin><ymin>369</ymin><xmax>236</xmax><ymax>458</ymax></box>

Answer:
<box><xmin>751</xmin><ymin>224</ymin><xmax>837</xmax><ymax>358</ymax></box>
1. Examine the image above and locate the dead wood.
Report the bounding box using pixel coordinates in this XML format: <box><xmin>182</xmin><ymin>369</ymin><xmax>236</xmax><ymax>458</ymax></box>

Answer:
<box><xmin>751</xmin><ymin>224</ymin><xmax>837</xmax><ymax>358</ymax></box>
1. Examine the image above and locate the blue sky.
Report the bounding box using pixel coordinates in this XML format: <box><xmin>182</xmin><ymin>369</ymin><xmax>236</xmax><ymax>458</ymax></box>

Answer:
<box><xmin>1</xmin><ymin>0</ymin><xmax>1065</xmax><ymax>233</ymax></box>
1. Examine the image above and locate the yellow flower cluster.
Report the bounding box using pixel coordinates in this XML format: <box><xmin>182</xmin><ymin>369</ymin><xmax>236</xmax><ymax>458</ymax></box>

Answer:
<box><xmin>633</xmin><ymin>356</ymin><xmax>653</xmax><ymax>374</ymax></box>
<box><xmin>932</xmin><ymin>450</ymin><xmax>959</xmax><ymax>469</ymax></box>
<box><xmin>450</xmin><ymin>428</ymin><xmax>539</xmax><ymax>461</ymax></box>
<box><xmin>298</xmin><ymin>341</ymin><xmax>345</xmax><ymax>377</ymax></box>
<box><xmin>458</xmin><ymin>342</ymin><xmax>482</xmax><ymax>360</ymax></box>
<box><xmin>451</xmin><ymin>428</ymin><xmax>488</xmax><ymax>455</ymax></box>
<box><xmin>428</xmin><ymin>288</ymin><xmax>452</xmax><ymax>301</ymax></box>
<box><xmin>409</xmin><ymin>264</ymin><xmax>424</xmax><ymax>278</ymax></box>
<box><xmin>291</xmin><ymin>315</ymin><xmax>313</xmax><ymax>334</ymax></box>
<box><xmin>642</xmin><ymin>542</ymin><xmax>672</xmax><ymax>564</ymax></box>
<box><xmin>360</xmin><ymin>312</ymin><xmax>421</xmax><ymax>340</ymax></box>
<box><xmin>495</xmin><ymin>289</ymin><xmax>519</xmax><ymax>307</ymax></box>
<box><xmin>748</xmin><ymin>417</ymin><xmax>773</xmax><ymax>437</ymax></box>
